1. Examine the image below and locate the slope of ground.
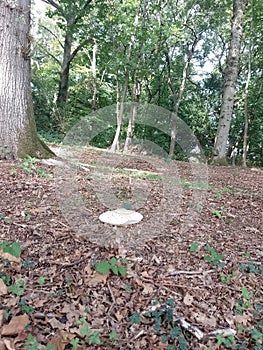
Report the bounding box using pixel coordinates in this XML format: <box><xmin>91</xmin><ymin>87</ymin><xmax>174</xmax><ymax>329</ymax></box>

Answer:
<box><xmin>0</xmin><ymin>147</ymin><xmax>262</xmax><ymax>349</ymax></box>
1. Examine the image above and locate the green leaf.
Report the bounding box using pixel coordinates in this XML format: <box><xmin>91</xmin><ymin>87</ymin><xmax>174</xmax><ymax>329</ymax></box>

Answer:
<box><xmin>190</xmin><ymin>242</ymin><xmax>199</xmax><ymax>252</ymax></box>
<box><xmin>25</xmin><ymin>334</ymin><xmax>39</xmax><ymax>350</ymax></box>
<box><xmin>88</xmin><ymin>331</ymin><xmax>101</xmax><ymax>344</ymax></box>
<box><xmin>170</xmin><ymin>325</ymin><xmax>181</xmax><ymax>339</ymax></box>
<box><xmin>95</xmin><ymin>261</ymin><xmax>110</xmax><ymax>274</ymax></box>
<box><xmin>70</xmin><ymin>337</ymin><xmax>79</xmax><ymax>350</ymax></box>
<box><xmin>129</xmin><ymin>312</ymin><xmax>140</xmax><ymax>324</ymax></box>
<box><xmin>109</xmin><ymin>329</ymin><xmax>117</xmax><ymax>340</ymax></box>
<box><xmin>79</xmin><ymin>320</ymin><xmax>91</xmax><ymax>337</ymax></box>
<box><xmin>38</xmin><ymin>276</ymin><xmax>46</xmax><ymax>285</ymax></box>
<box><xmin>178</xmin><ymin>335</ymin><xmax>188</xmax><ymax>350</ymax></box>
<box><xmin>9</xmin><ymin>280</ymin><xmax>25</xmax><ymax>296</ymax></box>
<box><xmin>111</xmin><ymin>265</ymin><xmax>119</xmax><ymax>275</ymax></box>
<box><xmin>0</xmin><ymin>241</ymin><xmax>21</xmax><ymax>257</ymax></box>
<box><xmin>110</xmin><ymin>257</ymin><xmax>117</xmax><ymax>266</ymax></box>
<box><xmin>118</xmin><ymin>265</ymin><xmax>127</xmax><ymax>276</ymax></box>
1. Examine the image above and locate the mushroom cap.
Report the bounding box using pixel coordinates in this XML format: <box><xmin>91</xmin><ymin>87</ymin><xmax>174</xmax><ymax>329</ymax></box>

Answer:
<box><xmin>99</xmin><ymin>208</ymin><xmax>143</xmax><ymax>226</ymax></box>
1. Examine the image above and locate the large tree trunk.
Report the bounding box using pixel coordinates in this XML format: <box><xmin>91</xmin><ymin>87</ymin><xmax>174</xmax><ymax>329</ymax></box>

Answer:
<box><xmin>213</xmin><ymin>0</ymin><xmax>247</xmax><ymax>163</ymax></box>
<box><xmin>0</xmin><ymin>0</ymin><xmax>54</xmax><ymax>160</ymax></box>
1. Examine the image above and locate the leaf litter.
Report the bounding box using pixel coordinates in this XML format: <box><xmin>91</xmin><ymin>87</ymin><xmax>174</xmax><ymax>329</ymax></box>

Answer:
<box><xmin>0</xmin><ymin>147</ymin><xmax>262</xmax><ymax>349</ymax></box>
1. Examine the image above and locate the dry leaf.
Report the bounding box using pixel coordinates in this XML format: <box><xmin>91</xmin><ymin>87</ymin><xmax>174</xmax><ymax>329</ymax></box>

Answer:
<box><xmin>0</xmin><ymin>340</ymin><xmax>7</xmax><ymax>350</ymax></box>
<box><xmin>194</xmin><ymin>312</ymin><xmax>217</xmax><ymax>328</ymax></box>
<box><xmin>183</xmin><ymin>293</ymin><xmax>194</xmax><ymax>306</ymax></box>
<box><xmin>234</xmin><ymin>314</ymin><xmax>251</xmax><ymax>326</ymax></box>
<box><xmin>0</xmin><ymin>310</ymin><xmax>5</xmax><ymax>327</ymax></box>
<box><xmin>49</xmin><ymin>332</ymin><xmax>75</xmax><ymax>350</ymax></box>
<box><xmin>1</xmin><ymin>314</ymin><xmax>30</xmax><ymax>336</ymax></box>
<box><xmin>115</xmin><ymin>310</ymin><xmax>124</xmax><ymax>322</ymax></box>
<box><xmin>3</xmin><ymin>339</ymin><xmax>15</xmax><ymax>350</ymax></box>
<box><xmin>0</xmin><ymin>279</ymin><xmax>8</xmax><ymax>296</ymax></box>
<box><xmin>48</xmin><ymin>317</ymin><xmax>65</xmax><ymax>330</ymax></box>
<box><xmin>87</xmin><ymin>272</ymin><xmax>108</xmax><ymax>287</ymax></box>
<box><xmin>0</xmin><ymin>251</ymin><xmax>20</xmax><ymax>263</ymax></box>
<box><xmin>142</xmin><ymin>283</ymin><xmax>154</xmax><ymax>295</ymax></box>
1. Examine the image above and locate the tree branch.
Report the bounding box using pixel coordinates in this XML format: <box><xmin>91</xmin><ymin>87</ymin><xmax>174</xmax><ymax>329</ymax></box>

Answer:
<box><xmin>41</xmin><ymin>0</ymin><xmax>61</xmax><ymax>11</ymax></box>
<box><xmin>39</xmin><ymin>24</ymin><xmax>64</xmax><ymax>49</ymax></box>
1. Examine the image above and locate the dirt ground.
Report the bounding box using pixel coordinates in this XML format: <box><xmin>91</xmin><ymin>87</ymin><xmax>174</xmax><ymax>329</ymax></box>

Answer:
<box><xmin>0</xmin><ymin>147</ymin><xmax>262</xmax><ymax>349</ymax></box>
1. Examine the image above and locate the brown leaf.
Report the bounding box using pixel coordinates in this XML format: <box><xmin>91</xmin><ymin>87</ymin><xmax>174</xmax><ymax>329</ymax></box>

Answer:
<box><xmin>0</xmin><ymin>340</ymin><xmax>7</xmax><ymax>350</ymax></box>
<box><xmin>3</xmin><ymin>339</ymin><xmax>15</xmax><ymax>350</ymax></box>
<box><xmin>48</xmin><ymin>317</ymin><xmax>66</xmax><ymax>330</ymax></box>
<box><xmin>194</xmin><ymin>312</ymin><xmax>217</xmax><ymax>328</ymax></box>
<box><xmin>0</xmin><ymin>279</ymin><xmax>8</xmax><ymax>296</ymax></box>
<box><xmin>86</xmin><ymin>272</ymin><xmax>108</xmax><ymax>287</ymax></box>
<box><xmin>1</xmin><ymin>314</ymin><xmax>30</xmax><ymax>336</ymax></box>
<box><xmin>0</xmin><ymin>310</ymin><xmax>5</xmax><ymax>327</ymax></box>
<box><xmin>0</xmin><ymin>251</ymin><xmax>20</xmax><ymax>264</ymax></box>
<box><xmin>49</xmin><ymin>332</ymin><xmax>75</xmax><ymax>350</ymax></box>
<box><xmin>183</xmin><ymin>293</ymin><xmax>194</xmax><ymax>306</ymax></box>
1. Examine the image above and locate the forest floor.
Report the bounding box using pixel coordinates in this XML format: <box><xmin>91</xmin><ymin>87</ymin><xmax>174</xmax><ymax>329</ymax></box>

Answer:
<box><xmin>0</xmin><ymin>146</ymin><xmax>262</xmax><ymax>350</ymax></box>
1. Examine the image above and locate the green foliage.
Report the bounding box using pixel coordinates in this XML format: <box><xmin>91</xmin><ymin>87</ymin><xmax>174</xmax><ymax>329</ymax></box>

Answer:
<box><xmin>18</xmin><ymin>299</ymin><xmax>34</xmax><ymax>315</ymax></box>
<box><xmin>38</xmin><ymin>276</ymin><xmax>47</xmax><ymax>285</ymax></box>
<box><xmin>9</xmin><ymin>280</ymin><xmax>25</xmax><ymax>296</ymax></box>
<box><xmin>95</xmin><ymin>257</ymin><xmax>127</xmax><ymax>276</ymax></box>
<box><xmin>25</xmin><ymin>334</ymin><xmax>40</xmax><ymax>350</ymax></box>
<box><xmin>216</xmin><ymin>334</ymin><xmax>236</xmax><ymax>348</ymax></box>
<box><xmin>70</xmin><ymin>337</ymin><xmax>79</xmax><ymax>350</ymax></box>
<box><xmin>204</xmin><ymin>245</ymin><xmax>224</xmax><ymax>267</ymax></box>
<box><xmin>189</xmin><ymin>242</ymin><xmax>199</xmax><ymax>252</ymax></box>
<box><xmin>0</xmin><ymin>213</ymin><xmax>11</xmax><ymax>223</ymax></box>
<box><xmin>0</xmin><ymin>241</ymin><xmax>21</xmax><ymax>257</ymax></box>
<box><xmin>129</xmin><ymin>312</ymin><xmax>141</xmax><ymax>324</ymax></box>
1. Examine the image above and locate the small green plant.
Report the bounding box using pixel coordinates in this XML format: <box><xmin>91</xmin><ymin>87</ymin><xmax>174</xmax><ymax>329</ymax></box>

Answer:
<box><xmin>216</xmin><ymin>334</ymin><xmax>236</xmax><ymax>348</ymax></box>
<box><xmin>0</xmin><ymin>213</ymin><xmax>11</xmax><ymax>223</ymax></box>
<box><xmin>70</xmin><ymin>337</ymin><xmax>79</xmax><ymax>350</ymax></box>
<box><xmin>235</xmin><ymin>287</ymin><xmax>253</xmax><ymax>314</ymax></box>
<box><xmin>38</xmin><ymin>276</ymin><xmax>46</xmax><ymax>285</ymax></box>
<box><xmin>9</xmin><ymin>279</ymin><xmax>25</xmax><ymax>296</ymax></box>
<box><xmin>76</xmin><ymin>317</ymin><xmax>101</xmax><ymax>345</ymax></box>
<box><xmin>189</xmin><ymin>242</ymin><xmax>199</xmax><ymax>252</ymax></box>
<box><xmin>109</xmin><ymin>329</ymin><xmax>117</xmax><ymax>341</ymax></box>
<box><xmin>211</xmin><ymin>209</ymin><xmax>222</xmax><ymax>219</ymax></box>
<box><xmin>21</xmin><ymin>155</ymin><xmax>39</xmax><ymax>174</ymax></box>
<box><xmin>36</xmin><ymin>168</ymin><xmax>53</xmax><ymax>178</ymax></box>
<box><xmin>220</xmin><ymin>272</ymin><xmax>236</xmax><ymax>285</ymax></box>
<box><xmin>204</xmin><ymin>245</ymin><xmax>224</xmax><ymax>267</ymax></box>
<box><xmin>25</xmin><ymin>334</ymin><xmax>39</xmax><ymax>350</ymax></box>
<box><xmin>22</xmin><ymin>259</ymin><xmax>36</xmax><ymax>269</ymax></box>
<box><xmin>18</xmin><ymin>299</ymin><xmax>34</xmax><ymax>315</ymax></box>
<box><xmin>95</xmin><ymin>257</ymin><xmax>128</xmax><ymax>276</ymax></box>
<box><xmin>131</xmin><ymin>299</ymin><xmax>188</xmax><ymax>350</ymax></box>
<box><xmin>0</xmin><ymin>241</ymin><xmax>21</xmax><ymax>257</ymax></box>
<box><xmin>238</xmin><ymin>261</ymin><xmax>262</xmax><ymax>274</ymax></box>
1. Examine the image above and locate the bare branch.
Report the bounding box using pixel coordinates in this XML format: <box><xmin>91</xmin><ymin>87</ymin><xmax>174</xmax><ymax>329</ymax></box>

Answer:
<box><xmin>41</xmin><ymin>0</ymin><xmax>61</xmax><ymax>11</ymax></box>
<box><xmin>38</xmin><ymin>24</ymin><xmax>64</xmax><ymax>49</ymax></box>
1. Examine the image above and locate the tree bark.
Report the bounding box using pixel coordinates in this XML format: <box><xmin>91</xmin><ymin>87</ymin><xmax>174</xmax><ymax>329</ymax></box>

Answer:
<box><xmin>167</xmin><ymin>29</ymin><xmax>200</xmax><ymax>157</ymax></box>
<box><xmin>213</xmin><ymin>0</ymin><xmax>247</xmax><ymax>163</ymax></box>
<box><xmin>0</xmin><ymin>0</ymin><xmax>54</xmax><ymax>159</ymax></box>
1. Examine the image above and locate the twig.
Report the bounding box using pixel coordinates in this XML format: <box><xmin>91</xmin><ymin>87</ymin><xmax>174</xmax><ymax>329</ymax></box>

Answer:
<box><xmin>107</xmin><ymin>282</ymin><xmax>116</xmax><ymax>315</ymax></box>
<box><xmin>165</xmin><ymin>269</ymin><xmax>215</xmax><ymax>277</ymax></box>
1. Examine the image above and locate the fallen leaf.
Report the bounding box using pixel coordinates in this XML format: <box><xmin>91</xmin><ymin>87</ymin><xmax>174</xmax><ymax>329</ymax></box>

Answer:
<box><xmin>142</xmin><ymin>283</ymin><xmax>154</xmax><ymax>295</ymax></box>
<box><xmin>3</xmin><ymin>339</ymin><xmax>15</xmax><ymax>350</ymax></box>
<box><xmin>1</xmin><ymin>314</ymin><xmax>30</xmax><ymax>336</ymax></box>
<box><xmin>49</xmin><ymin>332</ymin><xmax>75</xmax><ymax>350</ymax></box>
<box><xmin>0</xmin><ymin>279</ymin><xmax>8</xmax><ymax>296</ymax></box>
<box><xmin>86</xmin><ymin>272</ymin><xmax>108</xmax><ymax>287</ymax></box>
<box><xmin>183</xmin><ymin>293</ymin><xmax>194</xmax><ymax>306</ymax></box>
<box><xmin>0</xmin><ymin>310</ymin><xmax>5</xmax><ymax>327</ymax></box>
<box><xmin>194</xmin><ymin>312</ymin><xmax>217</xmax><ymax>328</ymax></box>
<box><xmin>48</xmin><ymin>317</ymin><xmax>66</xmax><ymax>330</ymax></box>
<box><xmin>115</xmin><ymin>310</ymin><xmax>124</xmax><ymax>322</ymax></box>
<box><xmin>0</xmin><ymin>252</ymin><xmax>20</xmax><ymax>263</ymax></box>
<box><xmin>0</xmin><ymin>340</ymin><xmax>6</xmax><ymax>350</ymax></box>
<box><xmin>233</xmin><ymin>314</ymin><xmax>251</xmax><ymax>326</ymax></box>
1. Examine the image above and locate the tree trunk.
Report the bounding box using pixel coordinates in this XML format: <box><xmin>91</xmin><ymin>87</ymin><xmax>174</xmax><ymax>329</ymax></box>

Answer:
<box><xmin>167</xmin><ymin>30</ymin><xmax>200</xmax><ymax>157</ymax></box>
<box><xmin>124</xmin><ymin>82</ymin><xmax>140</xmax><ymax>153</ymax></box>
<box><xmin>213</xmin><ymin>0</ymin><xmax>247</xmax><ymax>164</ymax></box>
<box><xmin>56</xmin><ymin>28</ymin><xmax>73</xmax><ymax>120</ymax></box>
<box><xmin>0</xmin><ymin>0</ymin><xmax>54</xmax><ymax>160</ymax></box>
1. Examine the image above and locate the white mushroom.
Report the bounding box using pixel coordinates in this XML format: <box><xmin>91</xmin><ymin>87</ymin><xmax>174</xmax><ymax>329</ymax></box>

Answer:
<box><xmin>99</xmin><ymin>208</ymin><xmax>143</xmax><ymax>226</ymax></box>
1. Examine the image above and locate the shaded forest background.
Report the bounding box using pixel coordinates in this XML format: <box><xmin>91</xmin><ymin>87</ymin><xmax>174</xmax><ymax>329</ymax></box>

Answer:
<box><xmin>31</xmin><ymin>0</ymin><xmax>263</xmax><ymax>165</ymax></box>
